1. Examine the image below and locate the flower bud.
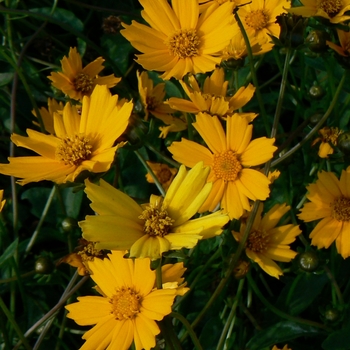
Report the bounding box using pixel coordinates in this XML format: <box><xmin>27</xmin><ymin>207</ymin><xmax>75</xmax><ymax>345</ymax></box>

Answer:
<box><xmin>275</xmin><ymin>13</ymin><xmax>307</xmax><ymax>48</ymax></box>
<box><xmin>297</xmin><ymin>251</ymin><xmax>319</xmax><ymax>272</ymax></box>
<box><xmin>35</xmin><ymin>256</ymin><xmax>55</xmax><ymax>274</ymax></box>
<box><xmin>338</xmin><ymin>132</ymin><xmax>350</xmax><ymax>154</ymax></box>
<box><xmin>61</xmin><ymin>217</ymin><xmax>77</xmax><ymax>233</ymax></box>
<box><xmin>306</xmin><ymin>30</ymin><xmax>328</xmax><ymax>53</ymax></box>
<box><xmin>308</xmin><ymin>83</ymin><xmax>325</xmax><ymax>100</ymax></box>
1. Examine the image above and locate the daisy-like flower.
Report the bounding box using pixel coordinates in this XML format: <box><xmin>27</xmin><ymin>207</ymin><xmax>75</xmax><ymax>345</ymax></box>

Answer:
<box><xmin>79</xmin><ymin>162</ymin><xmax>230</xmax><ymax>260</ymax></box>
<box><xmin>65</xmin><ymin>250</ymin><xmax>177</xmax><ymax>350</ymax></box>
<box><xmin>312</xmin><ymin>126</ymin><xmax>343</xmax><ymax>158</ymax></box>
<box><xmin>48</xmin><ymin>47</ymin><xmax>121</xmax><ymax>101</ymax></box>
<box><xmin>121</xmin><ymin>0</ymin><xmax>236</xmax><ymax>80</ymax></box>
<box><xmin>0</xmin><ymin>85</ymin><xmax>133</xmax><ymax>185</ymax></box>
<box><xmin>327</xmin><ymin>28</ymin><xmax>350</xmax><ymax>56</ymax></box>
<box><xmin>233</xmin><ymin>203</ymin><xmax>301</xmax><ymax>279</ymax></box>
<box><xmin>168</xmin><ymin>68</ymin><xmax>256</xmax><ymax>117</ymax></box>
<box><xmin>32</xmin><ymin>98</ymin><xmax>64</xmax><ymax>134</ymax></box>
<box><xmin>298</xmin><ymin>167</ymin><xmax>350</xmax><ymax>259</ymax></box>
<box><xmin>145</xmin><ymin>161</ymin><xmax>178</xmax><ymax>191</ymax></box>
<box><xmin>0</xmin><ymin>190</ymin><xmax>5</xmax><ymax>212</ymax></box>
<box><xmin>168</xmin><ymin>113</ymin><xmax>277</xmax><ymax>219</ymax></box>
<box><xmin>288</xmin><ymin>0</ymin><xmax>350</xmax><ymax>24</ymax></box>
<box><xmin>237</xmin><ymin>0</ymin><xmax>291</xmax><ymax>42</ymax></box>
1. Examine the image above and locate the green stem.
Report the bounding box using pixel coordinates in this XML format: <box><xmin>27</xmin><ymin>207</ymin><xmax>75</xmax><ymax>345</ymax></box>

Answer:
<box><xmin>145</xmin><ymin>142</ymin><xmax>180</xmax><ymax>169</ymax></box>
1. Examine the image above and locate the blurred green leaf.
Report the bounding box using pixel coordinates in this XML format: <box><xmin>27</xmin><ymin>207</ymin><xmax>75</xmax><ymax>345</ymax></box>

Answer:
<box><xmin>0</xmin><ymin>73</ymin><xmax>14</xmax><ymax>87</ymax></box>
<box><xmin>322</xmin><ymin>326</ymin><xmax>350</xmax><ymax>350</ymax></box>
<box><xmin>0</xmin><ymin>238</ymin><xmax>18</xmax><ymax>266</ymax></box>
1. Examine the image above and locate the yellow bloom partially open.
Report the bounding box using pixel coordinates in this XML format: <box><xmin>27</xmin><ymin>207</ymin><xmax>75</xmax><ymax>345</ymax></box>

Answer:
<box><xmin>168</xmin><ymin>113</ymin><xmax>276</xmax><ymax>219</ymax></box>
<box><xmin>66</xmin><ymin>250</ymin><xmax>177</xmax><ymax>350</ymax></box>
<box><xmin>0</xmin><ymin>85</ymin><xmax>132</xmax><ymax>185</ymax></box>
<box><xmin>312</xmin><ymin>126</ymin><xmax>342</xmax><ymax>158</ymax></box>
<box><xmin>233</xmin><ymin>203</ymin><xmax>301</xmax><ymax>279</ymax></box>
<box><xmin>79</xmin><ymin>162</ymin><xmax>230</xmax><ymax>260</ymax></box>
<box><xmin>121</xmin><ymin>0</ymin><xmax>235</xmax><ymax>80</ymax></box>
<box><xmin>48</xmin><ymin>47</ymin><xmax>121</xmax><ymax>100</ymax></box>
<box><xmin>298</xmin><ymin>168</ymin><xmax>350</xmax><ymax>259</ymax></box>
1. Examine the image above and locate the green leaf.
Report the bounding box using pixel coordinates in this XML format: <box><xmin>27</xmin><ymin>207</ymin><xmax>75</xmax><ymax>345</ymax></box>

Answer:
<box><xmin>0</xmin><ymin>238</ymin><xmax>18</xmax><ymax>266</ymax></box>
<box><xmin>246</xmin><ymin>321</ymin><xmax>322</xmax><ymax>350</ymax></box>
<box><xmin>322</xmin><ymin>326</ymin><xmax>350</xmax><ymax>350</ymax></box>
<box><xmin>0</xmin><ymin>72</ymin><xmax>14</xmax><ymax>87</ymax></box>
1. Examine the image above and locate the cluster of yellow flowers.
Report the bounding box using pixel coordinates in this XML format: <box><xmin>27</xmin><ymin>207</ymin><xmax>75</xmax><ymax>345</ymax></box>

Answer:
<box><xmin>1</xmin><ymin>0</ymin><xmax>350</xmax><ymax>349</ymax></box>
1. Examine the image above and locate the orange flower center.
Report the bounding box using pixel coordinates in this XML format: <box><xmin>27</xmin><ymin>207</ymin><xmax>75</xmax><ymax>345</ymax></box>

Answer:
<box><xmin>56</xmin><ymin>134</ymin><xmax>92</xmax><ymax>165</ymax></box>
<box><xmin>158</xmin><ymin>167</ymin><xmax>173</xmax><ymax>184</ymax></box>
<box><xmin>73</xmin><ymin>73</ymin><xmax>94</xmax><ymax>93</ymax></box>
<box><xmin>331</xmin><ymin>196</ymin><xmax>350</xmax><ymax>221</ymax></box>
<box><xmin>319</xmin><ymin>0</ymin><xmax>342</xmax><ymax>17</ymax></box>
<box><xmin>109</xmin><ymin>287</ymin><xmax>142</xmax><ymax>320</ymax></box>
<box><xmin>245</xmin><ymin>10</ymin><xmax>269</xmax><ymax>30</ymax></box>
<box><xmin>167</xmin><ymin>29</ymin><xmax>200</xmax><ymax>59</ymax></box>
<box><xmin>213</xmin><ymin>150</ymin><xmax>242</xmax><ymax>181</ymax></box>
<box><xmin>247</xmin><ymin>230</ymin><xmax>269</xmax><ymax>253</ymax></box>
<box><xmin>139</xmin><ymin>203</ymin><xmax>174</xmax><ymax>237</ymax></box>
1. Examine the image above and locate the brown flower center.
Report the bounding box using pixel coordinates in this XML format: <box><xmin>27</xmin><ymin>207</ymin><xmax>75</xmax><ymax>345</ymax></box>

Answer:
<box><xmin>56</xmin><ymin>134</ymin><xmax>92</xmax><ymax>165</ymax></box>
<box><xmin>167</xmin><ymin>29</ymin><xmax>200</xmax><ymax>59</ymax></box>
<box><xmin>139</xmin><ymin>203</ymin><xmax>174</xmax><ymax>237</ymax></box>
<box><xmin>73</xmin><ymin>73</ymin><xmax>94</xmax><ymax>93</ymax></box>
<box><xmin>319</xmin><ymin>0</ymin><xmax>342</xmax><ymax>17</ymax></box>
<box><xmin>158</xmin><ymin>167</ymin><xmax>173</xmax><ymax>184</ymax></box>
<box><xmin>146</xmin><ymin>95</ymin><xmax>161</xmax><ymax>111</ymax></box>
<box><xmin>331</xmin><ymin>196</ymin><xmax>350</xmax><ymax>221</ymax></box>
<box><xmin>213</xmin><ymin>150</ymin><xmax>242</xmax><ymax>182</ymax></box>
<box><xmin>109</xmin><ymin>287</ymin><xmax>142</xmax><ymax>320</ymax></box>
<box><xmin>245</xmin><ymin>10</ymin><xmax>269</xmax><ymax>30</ymax></box>
<box><xmin>247</xmin><ymin>230</ymin><xmax>269</xmax><ymax>253</ymax></box>
<box><xmin>319</xmin><ymin>127</ymin><xmax>342</xmax><ymax>145</ymax></box>
<box><xmin>77</xmin><ymin>241</ymin><xmax>104</xmax><ymax>263</ymax></box>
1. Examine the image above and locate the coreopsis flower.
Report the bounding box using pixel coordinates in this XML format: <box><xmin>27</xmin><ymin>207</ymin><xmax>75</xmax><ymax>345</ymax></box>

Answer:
<box><xmin>158</xmin><ymin>116</ymin><xmax>188</xmax><ymax>138</ymax></box>
<box><xmin>233</xmin><ymin>203</ymin><xmax>301</xmax><ymax>279</ymax></box>
<box><xmin>79</xmin><ymin>162</ymin><xmax>230</xmax><ymax>260</ymax></box>
<box><xmin>298</xmin><ymin>168</ymin><xmax>350</xmax><ymax>259</ymax></box>
<box><xmin>161</xmin><ymin>262</ymin><xmax>189</xmax><ymax>295</ymax></box>
<box><xmin>145</xmin><ymin>161</ymin><xmax>178</xmax><ymax>191</ymax></box>
<box><xmin>32</xmin><ymin>98</ymin><xmax>64</xmax><ymax>134</ymax></box>
<box><xmin>65</xmin><ymin>250</ymin><xmax>177</xmax><ymax>350</ymax></box>
<box><xmin>167</xmin><ymin>68</ymin><xmax>256</xmax><ymax>117</ymax></box>
<box><xmin>121</xmin><ymin>0</ymin><xmax>236</xmax><ymax>80</ymax></box>
<box><xmin>312</xmin><ymin>126</ymin><xmax>343</xmax><ymax>158</ymax></box>
<box><xmin>272</xmin><ymin>345</ymin><xmax>292</xmax><ymax>350</ymax></box>
<box><xmin>168</xmin><ymin>113</ymin><xmax>277</xmax><ymax>219</ymax></box>
<box><xmin>0</xmin><ymin>85</ymin><xmax>132</xmax><ymax>185</ymax></box>
<box><xmin>48</xmin><ymin>47</ymin><xmax>121</xmax><ymax>100</ymax></box>
<box><xmin>288</xmin><ymin>0</ymin><xmax>350</xmax><ymax>24</ymax></box>
<box><xmin>237</xmin><ymin>0</ymin><xmax>291</xmax><ymax>42</ymax></box>
<box><xmin>327</xmin><ymin>28</ymin><xmax>350</xmax><ymax>56</ymax></box>
<box><xmin>0</xmin><ymin>190</ymin><xmax>5</xmax><ymax>212</ymax></box>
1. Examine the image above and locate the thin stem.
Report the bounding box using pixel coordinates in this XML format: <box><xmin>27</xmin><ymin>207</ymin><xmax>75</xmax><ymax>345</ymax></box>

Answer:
<box><xmin>145</xmin><ymin>142</ymin><xmax>180</xmax><ymax>168</ymax></box>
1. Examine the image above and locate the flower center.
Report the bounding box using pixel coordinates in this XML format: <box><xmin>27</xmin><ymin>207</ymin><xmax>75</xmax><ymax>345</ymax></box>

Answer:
<box><xmin>247</xmin><ymin>230</ymin><xmax>269</xmax><ymax>253</ymax></box>
<box><xmin>158</xmin><ymin>167</ymin><xmax>172</xmax><ymax>184</ymax></box>
<box><xmin>331</xmin><ymin>196</ymin><xmax>350</xmax><ymax>221</ymax></box>
<box><xmin>56</xmin><ymin>134</ymin><xmax>92</xmax><ymax>165</ymax></box>
<box><xmin>319</xmin><ymin>0</ymin><xmax>342</xmax><ymax>17</ymax></box>
<box><xmin>77</xmin><ymin>240</ymin><xmax>105</xmax><ymax>263</ymax></box>
<box><xmin>213</xmin><ymin>150</ymin><xmax>242</xmax><ymax>182</ymax></box>
<box><xmin>73</xmin><ymin>73</ymin><xmax>94</xmax><ymax>93</ymax></box>
<box><xmin>245</xmin><ymin>10</ymin><xmax>269</xmax><ymax>30</ymax></box>
<box><xmin>319</xmin><ymin>127</ymin><xmax>341</xmax><ymax>145</ymax></box>
<box><xmin>167</xmin><ymin>29</ymin><xmax>200</xmax><ymax>59</ymax></box>
<box><xmin>139</xmin><ymin>203</ymin><xmax>174</xmax><ymax>237</ymax></box>
<box><xmin>109</xmin><ymin>287</ymin><xmax>142</xmax><ymax>320</ymax></box>
<box><xmin>146</xmin><ymin>95</ymin><xmax>161</xmax><ymax>111</ymax></box>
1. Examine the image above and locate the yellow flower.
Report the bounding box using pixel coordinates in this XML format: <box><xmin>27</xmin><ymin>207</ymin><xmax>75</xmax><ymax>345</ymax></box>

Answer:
<box><xmin>312</xmin><ymin>126</ymin><xmax>342</xmax><ymax>158</ymax></box>
<box><xmin>168</xmin><ymin>68</ymin><xmax>256</xmax><ymax>117</ymax></box>
<box><xmin>233</xmin><ymin>203</ymin><xmax>301</xmax><ymax>279</ymax></box>
<box><xmin>79</xmin><ymin>162</ymin><xmax>230</xmax><ymax>260</ymax></box>
<box><xmin>327</xmin><ymin>28</ymin><xmax>350</xmax><ymax>56</ymax></box>
<box><xmin>121</xmin><ymin>0</ymin><xmax>235</xmax><ymax>80</ymax></box>
<box><xmin>0</xmin><ymin>85</ymin><xmax>133</xmax><ymax>185</ymax></box>
<box><xmin>289</xmin><ymin>0</ymin><xmax>350</xmax><ymax>24</ymax></box>
<box><xmin>237</xmin><ymin>0</ymin><xmax>291</xmax><ymax>42</ymax></box>
<box><xmin>48</xmin><ymin>47</ymin><xmax>121</xmax><ymax>101</ymax></box>
<box><xmin>0</xmin><ymin>190</ymin><xmax>5</xmax><ymax>212</ymax></box>
<box><xmin>168</xmin><ymin>113</ymin><xmax>276</xmax><ymax>219</ymax></box>
<box><xmin>272</xmin><ymin>345</ymin><xmax>292</xmax><ymax>350</ymax></box>
<box><xmin>298</xmin><ymin>168</ymin><xmax>350</xmax><ymax>259</ymax></box>
<box><xmin>145</xmin><ymin>161</ymin><xmax>178</xmax><ymax>191</ymax></box>
<box><xmin>32</xmin><ymin>98</ymin><xmax>64</xmax><ymax>134</ymax></box>
<box><xmin>65</xmin><ymin>250</ymin><xmax>177</xmax><ymax>350</ymax></box>
<box><xmin>161</xmin><ymin>262</ymin><xmax>189</xmax><ymax>296</ymax></box>
<box><xmin>158</xmin><ymin>116</ymin><xmax>187</xmax><ymax>138</ymax></box>
<box><xmin>199</xmin><ymin>0</ymin><xmax>240</xmax><ymax>12</ymax></box>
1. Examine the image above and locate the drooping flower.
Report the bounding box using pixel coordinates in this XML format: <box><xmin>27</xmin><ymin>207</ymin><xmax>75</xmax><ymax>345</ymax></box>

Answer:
<box><xmin>65</xmin><ymin>250</ymin><xmax>177</xmax><ymax>350</ymax></box>
<box><xmin>312</xmin><ymin>126</ymin><xmax>343</xmax><ymax>158</ymax></box>
<box><xmin>233</xmin><ymin>203</ymin><xmax>301</xmax><ymax>279</ymax></box>
<box><xmin>168</xmin><ymin>113</ymin><xmax>276</xmax><ymax>219</ymax></box>
<box><xmin>79</xmin><ymin>162</ymin><xmax>230</xmax><ymax>260</ymax></box>
<box><xmin>121</xmin><ymin>0</ymin><xmax>236</xmax><ymax>80</ymax></box>
<box><xmin>0</xmin><ymin>85</ymin><xmax>133</xmax><ymax>185</ymax></box>
<box><xmin>327</xmin><ymin>28</ymin><xmax>350</xmax><ymax>56</ymax></box>
<box><xmin>298</xmin><ymin>168</ymin><xmax>350</xmax><ymax>259</ymax></box>
<box><xmin>48</xmin><ymin>47</ymin><xmax>121</xmax><ymax>101</ymax></box>
<box><xmin>145</xmin><ymin>161</ymin><xmax>178</xmax><ymax>191</ymax></box>
<box><xmin>288</xmin><ymin>0</ymin><xmax>350</xmax><ymax>24</ymax></box>
<box><xmin>237</xmin><ymin>0</ymin><xmax>291</xmax><ymax>42</ymax></box>
<box><xmin>167</xmin><ymin>68</ymin><xmax>256</xmax><ymax>117</ymax></box>
<box><xmin>0</xmin><ymin>190</ymin><xmax>5</xmax><ymax>212</ymax></box>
